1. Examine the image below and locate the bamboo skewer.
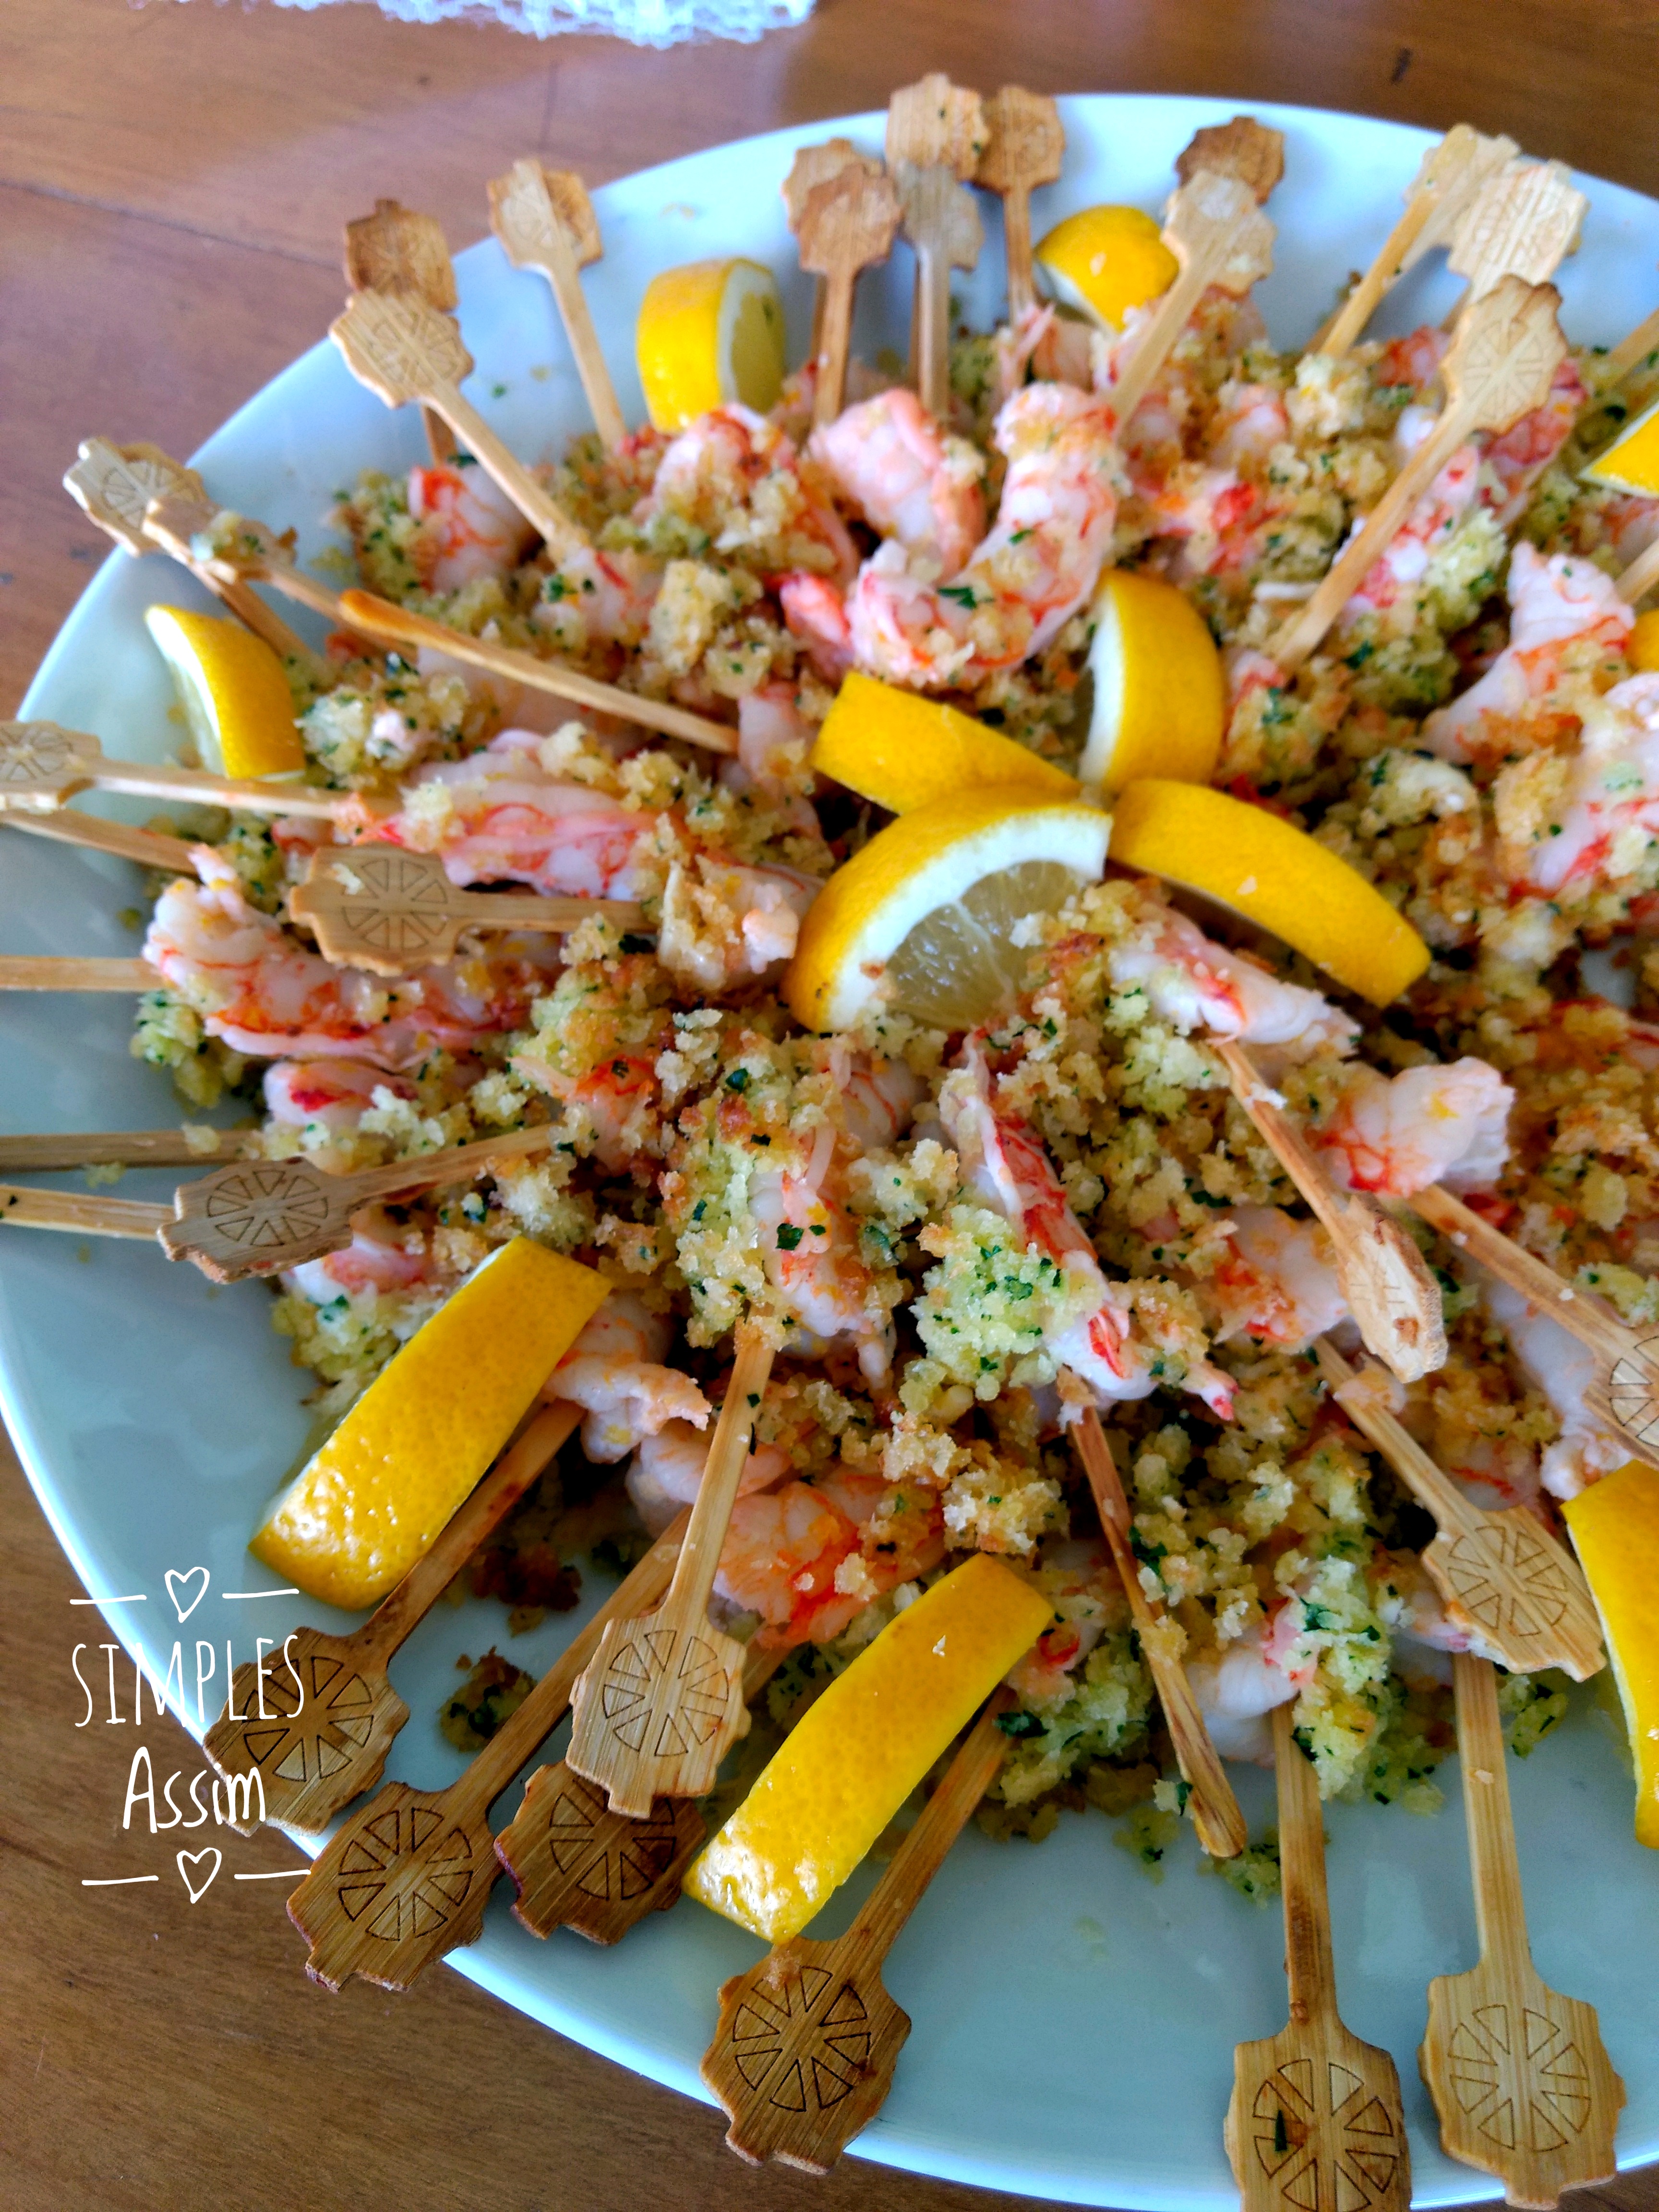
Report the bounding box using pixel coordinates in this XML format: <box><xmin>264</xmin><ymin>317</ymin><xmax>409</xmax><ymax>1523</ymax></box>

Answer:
<box><xmin>1107</xmin><ymin>168</ymin><xmax>1276</xmax><ymax>433</ymax></box>
<box><xmin>0</xmin><ymin>1129</ymin><xmax>250</xmax><ymax>1172</ymax></box>
<box><xmin>976</xmin><ymin>87</ymin><xmax>1065</xmax><ymax>322</ymax></box>
<box><xmin>139</xmin><ymin>485</ymin><xmax>381</xmax><ymax>655</ymax></box>
<box><xmin>344</xmin><ymin>196</ymin><xmax>461</xmax><ymax>468</ymax></box>
<box><xmin>336</xmin><ymin>590</ymin><xmax>739</xmax><ymax>755</ymax></box>
<box><xmin>1614</xmin><ymin>528</ymin><xmax>1659</xmax><ymax>611</ymax></box>
<box><xmin>1314</xmin><ymin>1337</ymin><xmax>1606</xmax><ymax>1681</ymax></box>
<box><xmin>331</xmin><ymin>290</ymin><xmax>588</xmax><ymax>563</ymax></box>
<box><xmin>783</xmin><ymin>138</ymin><xmax>880</xmax><ymax>365</ymax></box>
<box><xmin>287</xmin><ymin>1508</ymin><xmax>692</xmax><ymax>1992</ymax></box>
<box><xmin>797</xmin><ymin>163</ymin><xmax>902</xmax><ymax>428</ymax></box>
<box><xmin>1602</xmin><ymin>296</ymin><xmax>1659</xmax><ymax>387</ymax></box>
<box><xmin>0</xmin><ymin>1185</ymin><xmax>170</xmax><ymax>1240</ymax></box>
<box><xmin>1406</xmin><ymin>1181</ymin><xmax>1659</xmax><ymax>1473</ymax></box>
<box><xmin>0</xmin><ymin>718</ymin><xmax>346</xmax><ymax>823</ymax></box>
<box><xmin>1226</xmin><ymin>1703</ymin><xmax>1412</xmax><ymax>2212</ymax></box>
<box><xmin>1419</xmin><ymin>1652</ymin><xmax>1624</xmax><ymax>2207</ymax></box>
<box><xmin>0</xmin><ymin>957</ymin><xmax>157</xmax><ymax>992</ymax></box>
<box><xmin>2</xmin><ymin>807</ymin><xmax>198</xmax><ymax>874</ymax></box>
<box><xmin>1270</xmin><ymin>277</ymin><xmax>1566</xmax><ymax>673</ymax></box>
<box><xmin>1316</xmin><ymin>125</ymin><xmax>1519</xmax><ymax>360</ymax></box>
<box><xmin>489</xmin><ymin>160</ymin><xmax>627</xmax><ymax>453</ymax></box>
<box><xmin>290</xmin><ymin>847</ymin><xmax>646</xmax><ymax>976</ymax></box>
<box><xmin>63</xmin><ymin>438</ymin><xmax>322</xmax><ymax>677</ymax></box>
<box><xmin>566</xmin><ymin>1324</ymin><xmax>775</xmax><ymax>1818</ymax></box>
<box><xmin>1216</xmin><ymin>1041</ymin><xmax>1447</xmax><ymax>1383</ymax></box>
<box><xmin>1070</xmin><ymin>1407</ymin><xmax>1247</xmax><ymax>1859</ymax></box>
<box><xmin>1445</xmin><ymin>160</ymin><xmax>1587</xmax><ymax>314</ymax></box>
<box><xmin>495</xmin><ymin>1639</ymin><xmax>784</xmax><ymax>1946</ymax></box>
<box><xmin>204</xmin><ymin>1403</ymin><xmax>584</xmax><ymax>1837</ymax></box>
<box><xmin>886</xmin><ymin>74</ymin><xmax>987</xmax><ymax>418</ymax></box>
<box><xmin>701</xmin><ymin>1690</ymin><xmax>1014</xmax><ymax>2173</ymax></box>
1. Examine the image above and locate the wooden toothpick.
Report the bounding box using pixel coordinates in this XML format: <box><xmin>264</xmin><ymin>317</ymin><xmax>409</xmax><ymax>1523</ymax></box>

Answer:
<box><xmin>976</xmin><ymin>87</ymin><xmax>1065</xmax><ymax>321</ymax></box>
<box><xmin>566</xmin><ymin>1325</ymin><xmax>775</xmax><ymax>1817</ymax></box>
<box><xmin>1614</xmin><ymin>527</ymin><xmax>1659</xmax><ymax>612</ymax></box>
<box><xmin>702</xmin><ymin>1690</ymin><xmax>1013</xmax><ymax>2173</ymax></box>
<box><xmin>1070</xmin><ymin>1407</ymin><xmax>1247</xmax><ymax>1859</ymax></box>
<box><xmin>287</xmin><ymin>1508</ymin><xmax>690</xmax><ymax>1993</ymax></box>
<box><xmin>1406</xmin><ymin>1181</ymin><xmax>1659</xmax><ymax>1475</ymax></box>
<box><xmin>1106</xmin><ymin>169</ymin><xmax>1275</xmax><ymax>432</ymax></box>
<box><xmin>783</xmin><ymin>138</ymin><xmax>881</xmax><ymax>365</ymax></box>
<box><xmin>139</xmin><ymin>485</ymin><xmax>377</xmax><ymax>651</ymax></box>
<box><xmin>1216</xmin><ymin>1041</ymin><xmax>1447</xmax><ymax>1384</ymax></box>
<box><xmin>886</xmin><ymin>75</ymin><xmax>987</xmax><ymax>418</ymax></box>
<box><xmin>0</xmin><ymin>1129</ymin><xmax>249</xmax><ymax>1172</ymax></box>
<box><xmin>331</xmin><ymin>291</ymin><xmax>587</xmax><ymax>562</ymax></box>
<box><xmin>344</xmin><ymin>197</ymin><xmax>459</xmax><ymax>466</ymax></box>
<box><xmin>1226</xmin><ymin>1703</ymin><xmax>1412</xmax><ymax>2212</ymax></box>
<box><xmin>1314</xmin><ymin>1337</ymin><xmax>1606</xmax><ymax>1682</ymax></box>
<box><xmin>796</xmin><ymin>164</ymin><xmax>902</xmax><ymax>427</ymax></box>
<box><xmin>0</xmin><ymin>719</ymin><xmax>344</xmax><ymax>822</ymax></box>
<box><xmin>0</xmin><ymin>1185</ymin><xmax>170</xmax><ymax>1241</ymax></box>
<box><xmin>1419</xmin><ymin>1652</ymin><xmax>1624</xmax><ymax>2208</ymax></box>
<box><xmin>1447</xmin><ymin>159</ymin><xmax>1587</xmax><ymax>310</ymax></box>
<box><xmin>488</xmin><ymin>160</ymin><xmax>627</xmax><ymax>453</ymax></box>
<box><xmin>1317</xmin><ymin>124</ymin><xmax>1520</xmax><ymax>359</ymax></box>
<box><xmin>205</xmin><ymin>1403</ymin><xmax>582</xmax><ymax>1837</ymax></box>
<box><xmin>1</xmin><ymin>807</ymin><xmax>197</xmax><ymax>874</ymax></box>
<box><xmin>1601</xmin><ymin>293</ymin><xmax>1659</xmax><ymax>387</ymax></box>
<box><xmin>1271</xmin><ymin>276</ymin><xmax>1565</xmax><ymax>673</ymax></box>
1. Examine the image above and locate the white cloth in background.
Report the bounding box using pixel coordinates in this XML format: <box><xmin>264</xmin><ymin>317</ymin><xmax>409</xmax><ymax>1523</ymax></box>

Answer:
<box><xmin>266</xmin><ymin>0</ymin><xmax>813</xmax><ymax>45</ymax></box>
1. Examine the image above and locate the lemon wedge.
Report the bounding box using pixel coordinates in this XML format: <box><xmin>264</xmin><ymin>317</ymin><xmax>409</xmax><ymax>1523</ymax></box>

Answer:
<box><xmin>784</xmin><ymin>787</ymin><xmax>1111</xmax><ymax>1033</ymax></box>
<box><xmin>1110</xmin><ymin>780</ymin><xmax>1431</xmax><ymax>1007</ymax></box>
<box><xmin>1583</xmin><ymin>392</ymin><xmax>1659</xmax><ymax>496</ymax></box>
<box><xmin>1564</xmin><ymin>1462</ymin><xmax>1659</xmax><ymax>1849</ymax></box>
<box><xmin>1629</xmin><ymin>608</ymin><xmax>1659</xmax><ymax>673</ymax></box>
<box><xmin>1080</xmin><ymin>572</ymin><xmax>1226</xmax><ymax>793</ymax></box>
<box><xmin>811</xmin><ymin>670</ymin><xmax>1079</xmax><ymax>813</ymax></box>
<box><xmin>636</xmin><ymin>258</ymin><xmax>786</xmax><ymax>434</ymax></box>
<box><xmin>1034</xmin><ymin>204</ymin><xmax>1178</xmax><ymax>333</ymax></box>
<box><xmin>251</xmin><ymin>1238</ymin><xmax>608</xmax><ymax>1610</ymax></box>
<box><xmin>144</xmin><ymin>604</ymin><xmax>304</xmax><ymax>780</ymax></box>
<box><xmin>684</xmin><ymin>1554</ymin><xmax>1049</xmax><ymax>1942</ymax></box>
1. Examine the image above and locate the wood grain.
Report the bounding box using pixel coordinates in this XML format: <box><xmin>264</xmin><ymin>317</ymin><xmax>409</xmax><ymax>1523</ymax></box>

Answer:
<box><xmin>5</xmin><ymin>2</ymin><xmax>1659</xmax><ymax>2205</ymax></box>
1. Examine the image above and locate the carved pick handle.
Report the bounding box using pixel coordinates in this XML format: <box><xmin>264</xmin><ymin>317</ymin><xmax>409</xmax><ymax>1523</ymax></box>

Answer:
<box><xmin>330</xmin><ymin>290</ymin><xmax>474</xmax><ymax>411</ymax></box>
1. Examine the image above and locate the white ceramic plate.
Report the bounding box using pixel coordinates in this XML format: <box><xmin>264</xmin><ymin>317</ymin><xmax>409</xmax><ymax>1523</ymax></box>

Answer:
<box><xmin>9</xmin><ymin>95</ymin><xmax>1658</xmax><ymax>2211</ymax></box>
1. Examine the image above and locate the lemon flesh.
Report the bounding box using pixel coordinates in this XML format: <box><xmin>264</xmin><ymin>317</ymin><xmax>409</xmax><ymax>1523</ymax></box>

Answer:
<box><xmin>811</xmin><ymin>670</ymin><xmax>1079</xmax><ymax>814</ymax></box>
<box><xmin>1034</xmin><ymin>204</ymin><xmax>1178</xmax><ymax>333</ymax></box>
<box><xmin>1630</xmin><ymin>608</ymin><xmax>1659</xmax><ymax>672</ymax></box>
<box><xmin>1110</xmin><ymin>779</ymin><xmax>1431</xmax><ymax>1008</ymax></box>
<box><xmin>1583</xmin><ymin>392</ymin><xmax>1659</xmax><ymax>496</ymax></box>
<box><xmin>1564</xmin><ymin>1462</ymin><xmax>1659</xmax><ymax>1849</ymax></box>
<box><xmin>144</xmin><ymin>604</ymin><xmax>304</xmax><ymax>779</ymax></box>
<box><xmin>684</xmin><ymin>1554</ymin><xmax>1051</xmax><ymax>1941</ymax></box>
<box><xmin>784</xmin><ymin>788</ymin><xmax>1112</xmax><ymax>1034</ymax></box>
<box><xmin>251</xmin><ymin>1238</ymin><xmax>608</xmax><ymax>1610</ymax></box>
<box><xmin>1079</xmin><ymin>572</ymin><xmax>1226</xmax><ymax>793</ymax></box>
<box><xmin>636</xmin><ymin>258</ymin><xmax>786</xmax><ymax>434</ymax></box>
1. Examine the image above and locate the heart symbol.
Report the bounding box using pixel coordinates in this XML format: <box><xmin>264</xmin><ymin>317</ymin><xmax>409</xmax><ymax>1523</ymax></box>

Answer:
<box><xmin>164</xmin><ymin>1566</ymin><xmax>210</xmax><ymax>1623</ymax></box>
<box><xmin>176</xmin><ymin>1847</ymin><xmax>221</xmax><ymax>1903</ymax></box>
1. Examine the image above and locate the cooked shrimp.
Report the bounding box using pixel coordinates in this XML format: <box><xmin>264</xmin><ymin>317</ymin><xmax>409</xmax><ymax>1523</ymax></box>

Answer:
<box><xmin>752</xmin><ymin>1142</ymin><xmax>894</xmax><ymax>1382</ymax></box>
<box><xmin>1424</xmin><ymin>544</ymin><xmax>1635</xmax><ymax>766</ymax></box>
<box><xmin>145</xmin><ymin>849</ymin><xmax>559</xmax><ymax>1068</ymax></box>
<box><xmin>284</xmin><ymin>1205</ymin><xmax>446</xmax><ymax>1306</ymax></box>
<box><xmin>1186</xmin><ymin>1611</ymin><xmax>1309</xmax><ymax>1765</ymax></box>
<box><xmin>810</xmin><ymin>388</ymin><xmax>986</xmax><ymax>578</ymax></box>
<box><xmin>1104</xmin><ymin>880</ymin><xmax>1359</xmax><ymax>1057</ymax></box>
<box><xmin>657</xmin><ymin>854</ymin><xmax>818</xmax><ymax>992</ymax></box>
<box><xmin>263</xmin><ymin>1058</ymin><xmax>416</xmax><ymax>1136</ymax></box>
<box><xmin>545</xmin><ymin>1292</ymin><xmax>710</xmax><ymax>1462</ymax></box>
<box><xmin>1482</xmin><ymin>355</ymin><xmax>1586</xmax><ymax>528</ymax></box>
<box><xmin>1342</xmin><ymin>407</ymin><xmax>1482</xmax><ymax>622</ymax></box>
<box><xmin>830</xmin><ymin>1045</ymin><xmax>922</xmax><ymax>1151</ymax></box>
<box><xmin>1479</xmin><ymin>1271</ymin><xmax>1633</xmax><ymax>1499</ymax></box>
<box><xmin>1504</xmin><ymin>670</ymin><xmax>1659</xmax><ymax>896</ymax></box>
<box><xmin>1005</xmin><ymin>1539</ymin><xmax>1118</xmax><ymax>1705</ymax></box>
<box><xmin>636</xmin><ymin>405</ymin><xmax>858</xmax><ymax>581</ymax></box>
<box><xmin>510</xmin><ymin>1047</ymin><xmax>660</xmax><ymax>1174</ymax></box>
<box><xmin>408</xmin><ymin>461</ymin><xmax>539</xmax><ymax>591</ymax></box>
<box><xmin>777</xmin><ymin>571</ymin><xmax>855</xmax><ymax>681</ymax></box>
<box><xmin>625</xmin><ymin>1415</ymin><xmax>789</xmax><ymax>1528</ymax></box>
<box><xmin>1372</xmin><ymin>1551</ymin><xmax>1474</xmax><ymax>1686</ymax></box>
<box><xmin>939</xmin><ymin>1042</ymin><xmax>1236</xmax><ymax>1418</ymax></box>
<box><xmin>1314</xmin><ymin>1058</ymin><xmax>1513</xmax><ymax>1196</ymax></box>
<box><xmin>1206</xmin><ymin>1206</ymin><xmax>1348</xmax><ymax>1349</ymax></box>
<box><xmin>534</xmin><ymin>543</ymin><xmax>662</xmax><ymax>651</ymax></box>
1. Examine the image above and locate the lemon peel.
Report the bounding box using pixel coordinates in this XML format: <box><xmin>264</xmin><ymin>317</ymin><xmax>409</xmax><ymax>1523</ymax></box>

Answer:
<box><xmin>811</xmin><ymin>670</ymin><xmax>1078</xmax><ymax>813</ymax></box>
<box><xmin>1080</xmin><ymin>572</ymin><xmax>1225</xmax><ymax>793</ymax></box>
<box><xmin>1564</xmin><ymin>1461</ymin><xmax>1659</xmax><ymax>1849</ymax></box>
<box><xmin>636</xmin><ymin>258</ymin><xmax>786</xmax><ymax>433</ymax></box>
<box><xmin>1034</xmin><ymin>204</ymin><xmax>1178</xmax><ymax>332</ymax></box>
<box><xmin>144</xmin><ymin>604</ymin><xmax>303</xmax><ymax>780</ymax></box>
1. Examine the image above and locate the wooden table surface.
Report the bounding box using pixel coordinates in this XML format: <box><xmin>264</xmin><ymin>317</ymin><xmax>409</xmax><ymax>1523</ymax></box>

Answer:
<box><xmin>3</xmin><ymin>2</ymin><xmax>1658</xmax><ymax>2207</ymax></box>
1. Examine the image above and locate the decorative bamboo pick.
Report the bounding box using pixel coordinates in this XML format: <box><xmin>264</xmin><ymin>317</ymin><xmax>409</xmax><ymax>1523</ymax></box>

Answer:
<box><xmin>797</xmin><ymin>164</ymin><xmax>903</xmax><ymax>428</ymax></box>
<box><xmin>288</xmin><ymin>1508</ymin><xmax>690</xmax><ymax>1992</ymax></box>
<box><xmin>0</xmin><ymin>1129</ymin><xmax>248</xmax><ymax>1172</ymax></box>
<box><xmin>488</xmin><ymin>160</ymin><xmax>627</xmax><ymax>454</ymax></box>
<box><xmin>1317</xmin><ymin>126</ymin><xmax>1519</xmax><ymax>360</ymax></box>
<box><xmin>344</xmin><ymin>197</ymin><xmax>460</xmax><ymax>468</ymax></box>
<box><xmin>64</xmin><ymin>437</ymin><xmax>321</xmax><ymax>675</ymax></box>
<box><xmin>1602</xmin><ymin>296</ymin><xmax>1659</xmax><ymax>387</ymax></box>
<box><xmin>1106</xmin><ymin>169</ymin><xmax>1275</xmax><ymax>433</ymax></box>
<box><xmin>1614</xmin><ymin>529</ymin><xmax>1659</xmax><ymax>611</ymax></box>
<box><xmin>336</xmin><ymin>589</ymin><xmax>739</xmax><ymax>755</ymax></box>
<box><xmin>0</xmin><ymin>718</ymin><xmax>345</xmax><ymax>822</ymax></box>
<box><xmin>331</xmin><ymin>290</ymin><xmax>588</xmax><ymax>563</ymax></box>
<box><xmin>1314</xmin><ymin>1337</ymin><xmax>1606</xmax><ymax>1681</ymax></box>
<box><xmin>205</xmin><ymin>1403</ymin><xmax>584</xmax><ymax>1837</ymax></box>
<box><xmin>1215</xmin><ymin>1041</ymin><xmax>1447</xmax><ymax>1383</ymax></box>
<box><xmin>158</xmin><ymin>1126</ymin><xmax>558</xmax><ymax>1284</ymax></box>
<box><xmin>1070</xmin><ymin>1407</ymin><xmax>1247</xmax><ymax>1858</ymax></box>
<box><xmin>566</xmin><ymin>1324</ymin><xmax>775</xmax><ymax>1818</ymax></box>
<box><xmin>1406</xmin><ymin>1180</ymin><xmax>1659</xmax><ymax>1475</ymax></box>
<box><xmin>1173</xmin><ymin>117</ymin><xmax>1286</xmax><ymax>204</ymax></box>
<box><xmin>702</xmin><ymin>1690</ymin><xmax>1014</xmax><ymax>2173</ymax></box>
<box><xmin>886</xmin><ymin>75</ymin><xmax>987</xmax><ymax>418</ymax></box>
<box><xmin>290</xmin><ymin>847</ymin><xmax>646</xmax><ymax>976</ymax></box>
<box><xmin>0</xmin><ymin>1185</ymin><xmax>169</xmax><ymax>1240</ymax></box>
<box><xmin>494</xmin><ymin>1639</ymin><xmax>783</xmax><ymax>1945</ymax></box>
<box><xmin>1446</xmin><ymin>161</ymin><xmax>1587</xmax><ymax>311</ymax></box>
<box><xmin>1226</xmin><ymin>1703</ymin><xmax>1412</xmax><ymax>2212</ymax></box>
<box><xmin>1269</xmin><ymin>277</ymin><xmax>1565</xmax><ymax>674</ymax></box>
<box><xmin>976</xmin><ymin>87</ymin><xmax>1065</xmax><ymax>322</ymax></box>
<box><xmin>783</xmin><ymin>138</ymin><xmax>879</xmax><ymax>362</ymax></box>
<box><xmin>0</xmin><ymin>956</ymin><xmax>158</xmax><ymax>991</ymax></box>
<box><xmin>1419</xmin><ymin>1651</ymin><xmax>1624</xmax><ymax>2207</ymax></box>
<box><xmin>2</xmin><ymin>807</ymin><xmax>197</xmax><ymax>874</ymax></box>
<box><xmin>139</xmin><ymin>485</ymin><xmax>381</xmax><ymax>654</ymax></box>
